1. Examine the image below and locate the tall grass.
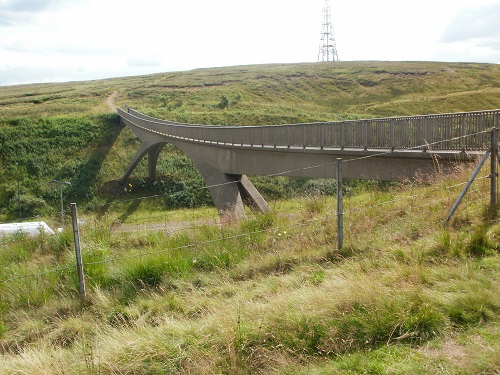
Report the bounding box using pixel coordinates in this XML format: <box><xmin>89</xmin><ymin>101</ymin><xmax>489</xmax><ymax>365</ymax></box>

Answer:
<box><xmin>1</xmin><ymin>61</ymin><xmax>499</xmax><ymax>373</ymax></box>
<box><xmin>0</xmin><ymin>162</ymin><xmax>498</xmax><ymax>373</ymax></box>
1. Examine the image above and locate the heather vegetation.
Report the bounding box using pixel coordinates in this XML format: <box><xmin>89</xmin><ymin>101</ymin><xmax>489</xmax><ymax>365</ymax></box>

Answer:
<box><xmin>1</xmin><ymin>61</ymin><xmax>500</xmax><ymax>221</ymax></box>
<box><xmin>0</xmin><ymin>61</ymin><xmax>499</xmax><ymax>373</ymax></box>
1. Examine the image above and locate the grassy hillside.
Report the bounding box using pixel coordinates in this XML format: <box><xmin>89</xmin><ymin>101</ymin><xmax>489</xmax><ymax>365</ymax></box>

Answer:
<box><xmin>2</xmin><ymin>61</ymin><xmax>499</xmax><ymax>121</ymax></box>
<box><xmin>0</xmin><ymin>61</ymin><xmax>499</xmax><ymax>373</ymax></box>
<box><xmin>1</xmin><ymin>61</ymin><xmax>500</xmax><ymax>224</ymax></box>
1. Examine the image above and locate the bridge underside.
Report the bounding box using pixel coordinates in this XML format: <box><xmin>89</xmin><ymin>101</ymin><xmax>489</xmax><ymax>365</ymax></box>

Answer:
<box><xmin>120</xmin><ymin>112</ymin><xmax>478</xmax><ymax>221</ymax></box>
<box><xmin>121</xmin><ymin>138</ymin><xmax>273</xmax><ymax>222</ymax></box>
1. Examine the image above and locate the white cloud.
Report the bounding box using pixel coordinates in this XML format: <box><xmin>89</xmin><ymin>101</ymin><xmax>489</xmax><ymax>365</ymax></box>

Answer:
<box><xmin>0</xmin><ymin>0</ymin><xmax>499</xmax><ymax>86</ymax></box>
<box><xmin>441</xmin><ymin>2</ymin><xmax>500</xmax><ymax>44</ymax></box>
<box><xmin>0</xmin><ymin>0</ymin><xmax>78</xmax><ymax>26</ymax></box>
<box><xmin>435</xmin><ymin>1</ymin><xmax>500</xmax><ymax>63</ymax></box>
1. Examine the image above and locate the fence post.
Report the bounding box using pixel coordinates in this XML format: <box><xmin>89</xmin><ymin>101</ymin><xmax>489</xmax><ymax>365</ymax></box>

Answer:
<box><xmin>71</xmin><ymin>203</ymin><xmax>86</xmax><ymax>298</ymax></box>
<box><xmin>336</xmin><ymin>158</ymin><xmax>343</xmax><ymax>250</ymax></box>
<box><xmin>491</xmin><ymin>127</ymin><xmax>498</xmax><ymax>208</ymax></box>
<box><xmin>443</xmin><ymin>151</ymin><xmax>490</xmax><ymax>226</ymax></box>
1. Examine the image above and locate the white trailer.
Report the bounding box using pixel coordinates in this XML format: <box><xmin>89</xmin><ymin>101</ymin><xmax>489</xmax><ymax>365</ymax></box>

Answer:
<box><xmin>0</xmin><ymin>222</ymin><xmax>55</xmax><ymax>237</ymax></box>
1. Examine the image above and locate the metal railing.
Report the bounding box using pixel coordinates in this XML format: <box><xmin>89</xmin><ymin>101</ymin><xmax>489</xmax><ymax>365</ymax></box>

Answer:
<box><xmin>121</xmin><ymin>108</ymin><xmax>499</xmax><ymax>151</ymax></box>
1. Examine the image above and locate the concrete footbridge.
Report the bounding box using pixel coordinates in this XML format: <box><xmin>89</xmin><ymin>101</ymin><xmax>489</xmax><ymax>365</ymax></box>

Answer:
<box><xmin>118</xmin><ymin>107</ymin><xmax>498</xmax><ymax>220</ymax></box>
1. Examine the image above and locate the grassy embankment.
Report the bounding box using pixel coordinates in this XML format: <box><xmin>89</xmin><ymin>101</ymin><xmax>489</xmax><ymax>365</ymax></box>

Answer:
<box><xmin>0</xmin><ymin>167</ymin><xmax>498</xmax><ymax>374</ymax></box>
<box><xmin>1</xmin><ymin>61</ymin><xmax>500</xmax><ymax>224</ymax></box>
<box><xmin>0</xmin><ymin>61</ymin><xmax>499</xmax><ymax>373</ymax></box>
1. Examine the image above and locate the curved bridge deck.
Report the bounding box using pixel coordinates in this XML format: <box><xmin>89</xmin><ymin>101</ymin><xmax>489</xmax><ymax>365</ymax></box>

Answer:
<box><xmin>118</xmin><ymin>107</ymin><xmax>498</xmax><ymax>220</ymax></box>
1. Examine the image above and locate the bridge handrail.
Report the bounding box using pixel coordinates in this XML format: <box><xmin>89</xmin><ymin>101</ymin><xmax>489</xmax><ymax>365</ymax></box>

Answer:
<box><xmin>119</xmin><ymin>107</ymin><xmax>499</xmax><ymax>151</ymax></box>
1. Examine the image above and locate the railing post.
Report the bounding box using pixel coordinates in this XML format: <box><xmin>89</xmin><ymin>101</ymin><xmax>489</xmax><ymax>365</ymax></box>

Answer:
<box><xmin>390</xmin><ymin>119</ymin><xmax>395</xmax><ymax>150</ymax></box>
<box><xmin>336</xmin><ymin>158</ymin><xmax>343</xmax><ymax>250</ymax></box>
<box><xmin>426</xmin><ymin>116</ymin><xmax>432</xmax><ymax>148</ymax></box>
<box><xmin>340</xmin><ymin>123</ymin><xmax>345</xmax><ymax>149</ymax></box>
<box><xmin>363</xmin><ymin>122</ymin><xmax>368</xmax><ymax>150</ymax></box>
<box><xmin>460</xmin><ymin>114</ymin><xmax>466</xmax><ymax>151</ymax></box>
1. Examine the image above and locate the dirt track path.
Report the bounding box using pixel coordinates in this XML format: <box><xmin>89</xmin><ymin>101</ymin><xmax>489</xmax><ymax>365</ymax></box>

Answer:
<box><xmin>106</xmin><ymin>92</ymin><xmax>117</xmax><ymax>112</ymax></box>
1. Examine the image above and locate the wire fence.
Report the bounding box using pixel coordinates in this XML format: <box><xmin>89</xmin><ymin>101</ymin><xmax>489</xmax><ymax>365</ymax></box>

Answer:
<box><xmin>0</xmin><ymin>129</ymin><xmax>498</xmax><ymax>290</ymax></box>
<box><xmin>0</xmin><ymin>175</ymin><xmax>493</xmax><ymax>287</ymax></box>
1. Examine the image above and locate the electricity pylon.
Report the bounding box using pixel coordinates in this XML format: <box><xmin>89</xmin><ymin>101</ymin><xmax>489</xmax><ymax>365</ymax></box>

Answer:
<box><xmin>318</xmin><ymin>0</ymin><xmax>339</xmax><ymax>62</ymax></box>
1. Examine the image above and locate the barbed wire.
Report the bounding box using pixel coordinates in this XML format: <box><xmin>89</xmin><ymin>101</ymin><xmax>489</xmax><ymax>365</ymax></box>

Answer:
<box><xmin>0</xmin><ymin>179</ymin><xmax>491</xmax><ymax>286</ymax></box>
<box><xmin>1</xmin><ymin>141</ymin><xmax>493</xmax><ymax>249</ymax></box>
<box><xmin>0</xmin><ymin>211</ymin><xmax>325</xmax><ymax>284</ymax></box>
<box><xmin>0</xmin><ymin>175</ymin><xmax>491</xmax><ymax>254</ymax></box>
<box><xmin>93</xmin><ymin>171</ymin><xmax>489</xmax><ymax>230</ymax></box>
<box><xmin>0</xmin><ymin>265</ymin><xmax>75</xmax><ymax>284</ymax></box>
<box><xmin>1</xmin><ymin>130</ymin><xmax>496</xmax><ymax>283</ymax></box>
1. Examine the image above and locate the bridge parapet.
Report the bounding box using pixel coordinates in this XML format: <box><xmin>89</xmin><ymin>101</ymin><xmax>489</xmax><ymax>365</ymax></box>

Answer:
<box><xmin>125</xmin><ymin>107</ymin><xmax>498</xmax><ymax>151</ymax></box>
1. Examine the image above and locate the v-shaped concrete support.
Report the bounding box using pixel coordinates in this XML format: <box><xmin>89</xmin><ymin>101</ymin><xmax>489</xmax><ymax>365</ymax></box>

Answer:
<box><xmin>119</xmin><ymin>110</ymin><xmax>271</xmax><ymax>221</ymax></box>
<box><xmin>121</xmin><ymin>142</ymin><xmax>166</xmax><ymax>183</ymax></box>
<box><xmin>237</xmin><ymin>175</ymin><xmax>272</xmax><ymax>214</ymax></box>
<box><xmin>184</xmin><ymin>159</ymin><xmax>271</xmax><ymax>222</ymax></box>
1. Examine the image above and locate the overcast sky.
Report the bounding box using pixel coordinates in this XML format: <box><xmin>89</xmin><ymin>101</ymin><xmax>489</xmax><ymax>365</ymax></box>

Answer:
<box><xmin>0</xmin><ymin>0</ymin><xmax>499</xmax><ymax>86</ymax></box>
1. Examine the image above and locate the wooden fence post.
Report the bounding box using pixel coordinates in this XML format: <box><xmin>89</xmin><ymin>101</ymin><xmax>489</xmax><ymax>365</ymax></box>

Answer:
<box><xmin>71</xmin><ymin>203</ymin><xmax>86</xmax><ymax>298</ymax></box>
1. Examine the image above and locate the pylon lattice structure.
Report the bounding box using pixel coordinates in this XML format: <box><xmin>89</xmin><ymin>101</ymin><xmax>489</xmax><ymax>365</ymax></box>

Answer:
<box><xmin>318</xmin><ymin>0</ymin><xmax>339</xmax><ymax>62</ymax></box>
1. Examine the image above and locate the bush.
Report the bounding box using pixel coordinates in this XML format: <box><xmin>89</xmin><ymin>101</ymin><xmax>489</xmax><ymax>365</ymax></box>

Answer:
<box><xmin>467</xmin><ymin>226</ymin><xmax>491</xmax><ymax>257</ymax></box>
<box><xmin>217</xmin><ymin>95</ymin><xmax>229</xmax><ymax>109</ymax></box>
<box><xmin>125</xmin><ymin>260</ymin><xmax>164</xmax><ymax>288</ymax></box>
<box><xmin>0</xmin><ymin>114</ymin><xmax>119</xmax><ymax>215</ymax></box>
<box><xmin>8</xmin><ymin>194</ymin><xmax>48</xmax><ymax>217</ymax></box>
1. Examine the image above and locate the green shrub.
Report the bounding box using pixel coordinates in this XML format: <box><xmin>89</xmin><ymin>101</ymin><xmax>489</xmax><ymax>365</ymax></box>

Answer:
<box><xmin>467</xmin><ymin>226</ymin><xmax>491</xmax><ymax>257</ymax></box>
<box><xmin>217</xmin><ymin>95</ymin><xmax>229</xmax><ymax>109</ymax></box>
<box><xmin>0</xmin><ymin>114</ymin><xmax>120</xmax><ymax>217</ymax></box>
<box><xmin>447</xmin><ymin>288</ymin><xmax>497</xmax><ymax>326</ymax></box>
<box><xmin>8</xmin><ymin>194</ymin><xmax>48</xmax><ymax>217</ymax></box>
<box><xmin>124</xmin><ymin>259</ymin><xmax>165</xmax><ymax>288</ymax></box>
